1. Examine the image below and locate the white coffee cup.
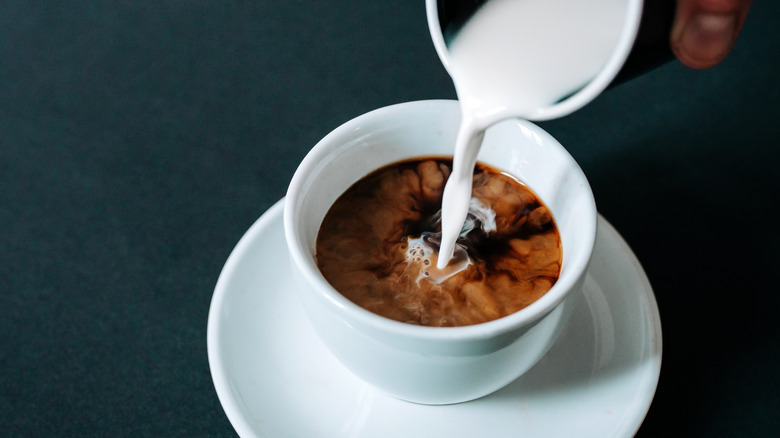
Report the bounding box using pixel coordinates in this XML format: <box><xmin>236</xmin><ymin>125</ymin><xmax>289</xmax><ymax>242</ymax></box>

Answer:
<box><xmin>284</xmin><ymin>100</ymin><xmax>597</xmax><ymax>404</ymax></box>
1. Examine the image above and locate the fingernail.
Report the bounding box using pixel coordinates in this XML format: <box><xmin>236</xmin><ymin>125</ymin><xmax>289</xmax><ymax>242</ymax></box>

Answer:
<box><xmin>673</xmin><ymin>13</ymin><xmax>738</xmax><ymax>68</ymax></box>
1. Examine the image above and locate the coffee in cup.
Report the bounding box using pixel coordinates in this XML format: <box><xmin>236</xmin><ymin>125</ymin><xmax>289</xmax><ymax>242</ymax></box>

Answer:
<box><xmin>316</xmin><ymin>157</ymin><xmax>562</xmax><ymax>327</ymax></box>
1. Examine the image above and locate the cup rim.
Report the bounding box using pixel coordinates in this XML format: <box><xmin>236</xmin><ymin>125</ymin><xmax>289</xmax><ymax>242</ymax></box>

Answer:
<box><xmin>424</xmin><ymin>0</ymin><xmax>643</xmax><ymax>122</ymax></box>
<box><xmin>284</xmin><ymin>99</ymin><xmax>597</xmax><ymax>342</ymax></box>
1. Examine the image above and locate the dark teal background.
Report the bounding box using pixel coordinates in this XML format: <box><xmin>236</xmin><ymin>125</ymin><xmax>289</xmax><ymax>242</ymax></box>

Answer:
<box><xmin>1</xmin><ymin>1</ymin><xmax>778</xmax><ymax>436</ymax></box>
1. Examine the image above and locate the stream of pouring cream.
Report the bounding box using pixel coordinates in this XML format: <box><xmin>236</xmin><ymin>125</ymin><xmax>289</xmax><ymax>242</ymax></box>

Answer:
<box><xmin>436</xmin><ymin>0</ymin><xmax>624</xmax><ymax>269</ymax></box>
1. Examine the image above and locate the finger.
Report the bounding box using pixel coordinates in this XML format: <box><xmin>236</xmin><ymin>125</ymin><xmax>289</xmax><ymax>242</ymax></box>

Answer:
<box><xmin>670</xmin><ymin>0</ymin><xmax>753</xmax><ymax>69</ymax></box>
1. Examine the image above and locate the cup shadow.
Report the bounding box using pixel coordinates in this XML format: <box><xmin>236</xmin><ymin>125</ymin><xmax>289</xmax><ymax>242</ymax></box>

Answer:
<box><xmin>476</xmin><ymin>221</ymin><xmax>661</xmax><ymax>409</ymax></box>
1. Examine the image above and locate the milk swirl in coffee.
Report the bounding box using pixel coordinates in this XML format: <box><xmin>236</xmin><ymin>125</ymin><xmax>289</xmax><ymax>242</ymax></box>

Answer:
<box><xmin>316</xmin><ymin>158</ymin><xmax>562</xmax><ymax>327</ymax></box>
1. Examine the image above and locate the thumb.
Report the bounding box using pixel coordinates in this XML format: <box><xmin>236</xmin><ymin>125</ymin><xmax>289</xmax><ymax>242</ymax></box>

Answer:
<box><xmin>670</xmin><ymin>0</ymin><xmax>753</xmax><ymax>69</ymax></box>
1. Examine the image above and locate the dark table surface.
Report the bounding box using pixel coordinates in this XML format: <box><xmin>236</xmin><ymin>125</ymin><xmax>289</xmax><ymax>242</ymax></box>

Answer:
<box><xmin>2</xmin><ymin>1</ymin><xmax>778</xmax><ymax>436</ymax></box>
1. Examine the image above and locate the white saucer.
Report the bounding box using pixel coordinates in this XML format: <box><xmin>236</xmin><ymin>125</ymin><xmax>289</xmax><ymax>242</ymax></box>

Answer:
<box><xmin>208</xmin><ymin>199</ymin><xmax>662</xmax><ymax>438</ymax></box>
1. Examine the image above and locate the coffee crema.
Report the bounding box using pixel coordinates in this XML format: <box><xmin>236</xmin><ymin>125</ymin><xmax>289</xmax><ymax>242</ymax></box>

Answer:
<box><xmin>315</xmin><ymin>157</ymin><xmax>562</xmax><ymax>327</ymax></box>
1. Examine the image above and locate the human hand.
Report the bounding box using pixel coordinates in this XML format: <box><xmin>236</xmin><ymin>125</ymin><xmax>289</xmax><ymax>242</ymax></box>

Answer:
<box><xmin>671</xmin><ymin>0</ymin><xmax>753</xmax><ymax>69</ymax></box>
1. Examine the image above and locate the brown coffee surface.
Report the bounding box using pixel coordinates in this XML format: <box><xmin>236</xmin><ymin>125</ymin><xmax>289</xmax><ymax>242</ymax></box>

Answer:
<box><xmin>315</xmin><ymin>158</ymin><xmax>562</xmax><ymax>327</ymax></box>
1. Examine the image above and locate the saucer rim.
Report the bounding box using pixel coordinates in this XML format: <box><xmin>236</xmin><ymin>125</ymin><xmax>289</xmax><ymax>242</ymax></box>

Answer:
<box><xmin>207</xmin><ymin>199</ymin><xmax>288</xmax><ymax>438</ymax></box>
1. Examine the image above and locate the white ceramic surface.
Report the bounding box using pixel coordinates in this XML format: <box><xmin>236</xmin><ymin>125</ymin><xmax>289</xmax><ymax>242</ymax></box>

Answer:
<box><xmin>425</xmin><ymin>0</ymin><xmax>642</xmax><ymax>122</ymax></box>
<box><xmin>284</xmin><ymin>100</ymin><xmax>597</xmax><ymax>404</ymax></box>
<box><xmin>207</xmin><ymin>200</ymin><xmax>662</xmax><ymax>437</ymax></box>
